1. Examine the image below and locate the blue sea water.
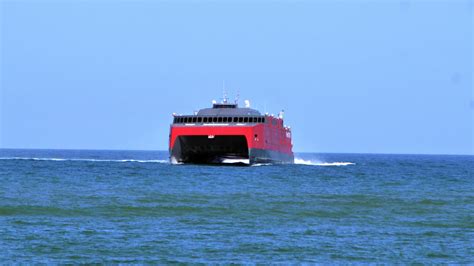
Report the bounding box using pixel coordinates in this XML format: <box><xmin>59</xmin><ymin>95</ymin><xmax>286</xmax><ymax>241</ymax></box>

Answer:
<box><xmin>0</xmin><ymin>149</ymin><xmax>472</xmax><ymax>263</ymax></box>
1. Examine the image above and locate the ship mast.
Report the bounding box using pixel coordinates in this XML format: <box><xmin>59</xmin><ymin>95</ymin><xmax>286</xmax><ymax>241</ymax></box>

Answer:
<box><xmin>234</xmin><ymin>90</ymin><xmax>240</xmax><ymax>105</ymax></box>
<box><xmin>222</xmin><ymin>80</ymin><xmax>228</xmax><ymax>104</ymax></box>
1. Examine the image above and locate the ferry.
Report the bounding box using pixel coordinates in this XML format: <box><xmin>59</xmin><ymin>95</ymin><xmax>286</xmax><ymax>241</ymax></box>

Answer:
<box><xmin>169</xmin><ymin>96</ymin><xmax>293</xmax><ymax>165</ymax></box>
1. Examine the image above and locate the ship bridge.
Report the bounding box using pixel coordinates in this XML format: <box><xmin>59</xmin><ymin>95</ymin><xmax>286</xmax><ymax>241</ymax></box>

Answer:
<box><xmin>172</xmin><ymin>102</ymin><xmax>268</xmax><ymax>125</ymax></box>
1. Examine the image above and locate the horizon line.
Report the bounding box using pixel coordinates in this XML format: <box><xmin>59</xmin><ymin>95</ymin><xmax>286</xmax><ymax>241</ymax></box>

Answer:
<box><xmin>0</xmin><ymin>147</ymin><xmax>472</xmax><ymax>157</ymax></box>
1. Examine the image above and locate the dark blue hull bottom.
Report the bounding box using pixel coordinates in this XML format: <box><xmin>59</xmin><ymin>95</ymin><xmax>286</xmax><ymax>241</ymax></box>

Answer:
<box><xmin>249</xmin><ymin>148</ymin><xmax>294</xmax><ymax>164</ymax></box>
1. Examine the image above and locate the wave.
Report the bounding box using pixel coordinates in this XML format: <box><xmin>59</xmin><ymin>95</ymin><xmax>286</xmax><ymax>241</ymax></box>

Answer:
<box><xmin>0</xmin><ymin>157</ymin><xmax>169</xmax><ymax>164</ymax></box>
<box><xmin>294</xmin><ymin>158</ymin><xmax>355</xmax><ymax>166</ymax></box>
<box><xmin>251</xmin><ymin>163</ymin><xmax>273</xmax><ymax>167</ymax></box>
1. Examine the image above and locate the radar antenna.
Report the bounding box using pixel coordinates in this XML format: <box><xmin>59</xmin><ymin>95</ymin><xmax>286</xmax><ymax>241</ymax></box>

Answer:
<box><xmin>222</xmin><ymin>80</ymin><xmax>228</xmax><ymax>103</ymax></box>
<box><xmin>244</xmin><ymin>100</ymin><xmax>250</xmax><ymax>108</ymax></box>
<box><xmin>234</xmin><ymin>90</ymin><xmax>240</xmax><ymax>105</ymax></box>
<box><xmin>279</xmin><ymin>109</ymin><xmax>285</xmax><ymax>119</ymax></box>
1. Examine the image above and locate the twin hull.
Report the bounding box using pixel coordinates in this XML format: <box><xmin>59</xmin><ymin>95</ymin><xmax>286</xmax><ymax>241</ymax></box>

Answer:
<box><xmin>169</xmin><ymin>121</ymin><xmax>293</xmax><ymax>165</ymax></box>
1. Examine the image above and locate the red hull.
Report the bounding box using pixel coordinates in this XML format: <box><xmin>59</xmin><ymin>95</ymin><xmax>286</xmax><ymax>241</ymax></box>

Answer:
<box><xmin>169</xmin><ymin>115</ymin><xmax>293</xmax><ymax>164</ymax></box>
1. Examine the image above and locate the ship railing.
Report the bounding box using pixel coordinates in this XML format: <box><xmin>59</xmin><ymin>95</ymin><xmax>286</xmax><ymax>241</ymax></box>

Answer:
<box><xmin>173</xmin><ymin>115</ymin><xmax>266</xmax><ymax>124</ymax></box>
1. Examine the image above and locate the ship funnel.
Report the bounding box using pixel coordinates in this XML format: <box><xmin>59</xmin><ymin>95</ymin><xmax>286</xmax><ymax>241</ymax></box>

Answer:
<box><xmin>244</xmin><ymin>100</ymin><xmax>250</xmax><ymax>108</ymax></box>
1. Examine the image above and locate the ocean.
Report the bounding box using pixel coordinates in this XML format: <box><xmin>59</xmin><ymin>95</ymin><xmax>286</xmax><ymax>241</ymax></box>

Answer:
<box><xmin>0</xmin><ymin>149</ymin><xmax>472</xmax><ymax>263</ymax></box>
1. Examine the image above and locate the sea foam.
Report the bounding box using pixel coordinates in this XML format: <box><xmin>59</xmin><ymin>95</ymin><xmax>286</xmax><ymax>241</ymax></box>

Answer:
<box><xmin>0</xmin><ymin>157</ymin><xmax>169</xmax><ymax>163</ymax></box>
<box><xmin>294</xmin><ymin>158</ymin><xmax>355</xmax><ymax>166</ymax></box>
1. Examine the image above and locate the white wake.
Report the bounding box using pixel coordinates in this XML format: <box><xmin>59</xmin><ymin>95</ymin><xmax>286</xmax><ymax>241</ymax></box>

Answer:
<box><xmin>222</xmin><ymin>158</ymin><xmax>250</xmax><ymax>164</ymax></box>
<box><xmin>0</xmin><ymin>157</ymin><xmax>354</xmax><ymax>167</ymax></box>
<box><xmin>0</xmin><ymin>157</ymin><xmax>169</xmax><ymax>163</ymax></box>
<box><xmin>294</xmin><ymin>158</ymin><xmax>355</xmax><ymax>166</ymax></box>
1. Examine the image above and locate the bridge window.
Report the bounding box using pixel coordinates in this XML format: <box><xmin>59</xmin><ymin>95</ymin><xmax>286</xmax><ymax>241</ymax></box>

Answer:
<box><xmin>212</xmin><ymin>117</ymin><xmax>217</xmax><ymax>123</ymax></box>
<box><xmin>192</xmin><ymin>117</ymin><xmax>197</xmax><ymax>123</ymax></box>
<box><xmin>238</xmin><ymin>117</ymin><xmax>243</xmax><ymax>123</ymax></box>
<box><xmin>223</xmin><ymin>117</ymin><xmax>228</xmax><ymax>123</ymax></box>
<box><xmin>218</xmin><ymin>117</ymin><xmax>223</xmax><ymax>123</ymax></box>
<box><xmin>197</xmin><ymin>117</ymin><xmax>202</xmax><ymax>123</ymax></box>
<box><xmin>253</xmin><ymin>117</ymin><xmax>257</xmax><ymax>123</ymax></box>
<box><xmin>233</xmin><ymin>117</ymin><xmax>238</xmax><ymax>122</ymax></box>
<box><xmin>203</xmin><ymin>117</ymin><xmax>207</xmax><ymax>123</ymax></box>
<box><xmin>244</xmin><ymin>117</ymin><xmax>248</xmax><ymax>123</ymax></box>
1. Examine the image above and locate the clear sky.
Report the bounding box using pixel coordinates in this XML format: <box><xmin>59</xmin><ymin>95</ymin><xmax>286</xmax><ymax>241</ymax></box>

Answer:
<box><xmin>0</xmin><ymin>0</ymin><xmax>472</xmax><ymax>154</ymax></box>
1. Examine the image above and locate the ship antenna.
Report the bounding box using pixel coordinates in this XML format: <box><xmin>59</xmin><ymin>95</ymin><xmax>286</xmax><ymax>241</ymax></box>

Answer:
<box><xmin>235</xmin><ymin>90</ymin><xmax>240</xmax><ymax>105</ymax></box>
<box><xmin>222</xmin><ymin>80</ymin><xmax>228</xmax><ymax>103</ymax></box>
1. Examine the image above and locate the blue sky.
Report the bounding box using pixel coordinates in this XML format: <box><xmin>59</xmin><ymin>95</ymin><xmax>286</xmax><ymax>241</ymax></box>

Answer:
<box><xmin>1</xmin><ymin>1</ymin><xmax>472</xmax><ymax>154</ymax></box>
